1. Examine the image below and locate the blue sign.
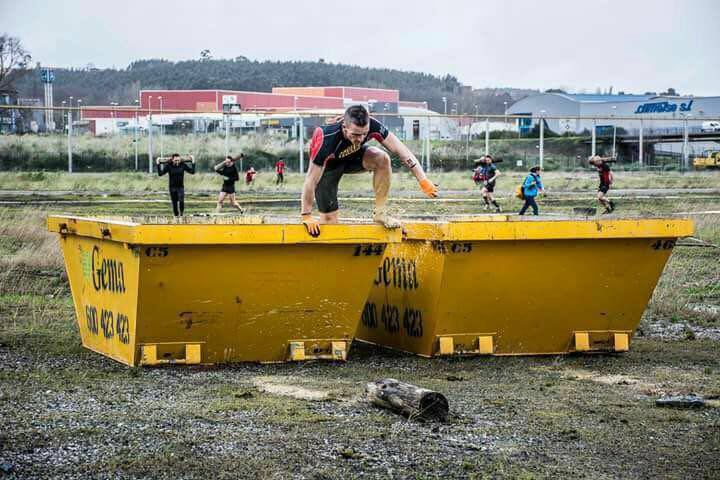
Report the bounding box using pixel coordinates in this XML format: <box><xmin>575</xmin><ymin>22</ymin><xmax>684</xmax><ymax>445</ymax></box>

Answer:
<box><xmin>40</xmin><ymin>69</ymin><xmax>55</xmax><ymax>84</ymax></box>
<box><xmin>635</xmin><ymin>100</ymin><xmax>692</xmax><ymax>114</ymax></box>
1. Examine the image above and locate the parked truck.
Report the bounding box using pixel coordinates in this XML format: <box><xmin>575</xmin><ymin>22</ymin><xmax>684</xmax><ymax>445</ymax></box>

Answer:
<box><xmin>693</xmin><ymin>150</ymin><xmax>720</xmax><ymax>170</ymax></box>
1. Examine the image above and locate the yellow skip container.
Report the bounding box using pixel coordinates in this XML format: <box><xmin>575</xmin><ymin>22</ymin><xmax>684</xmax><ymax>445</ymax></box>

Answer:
<box><xmin>48</xmin><ymin>216</ymin><xmax>400</xmax><ymax>366</ymax></box>
<box><xmin>356</xmin><ymin>216</ymin><xmax>694</xmax><ymax>356</ymax></box>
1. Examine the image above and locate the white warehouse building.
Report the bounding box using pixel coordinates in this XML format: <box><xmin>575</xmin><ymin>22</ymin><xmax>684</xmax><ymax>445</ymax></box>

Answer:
<box><xmin>507</xmin><ymin>93</ymin><xmax>720</xmax><ymax>135</ymax></box>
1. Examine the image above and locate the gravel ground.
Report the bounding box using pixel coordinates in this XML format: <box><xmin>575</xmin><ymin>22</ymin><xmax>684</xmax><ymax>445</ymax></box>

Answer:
<box><xmin>1</xmin><ymin>332</ymin><xmax>719</xmax><ymax>479</ymax></box>
<box><xmin>1</xmin><ymin>195</ymin><xmax>718</xmax><ymax>479</ymax></box>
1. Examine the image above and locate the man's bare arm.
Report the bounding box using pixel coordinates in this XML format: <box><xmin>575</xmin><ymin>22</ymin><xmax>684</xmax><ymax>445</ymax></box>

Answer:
<box><xmin>380</xmin><ymin>132</ymin><xmax>427</xmax><ymax>182</ymax></box>
<box><xmin>301</xmin><ymin>162</ymin><xmax>324</xmax><ymax>214</ymax></box>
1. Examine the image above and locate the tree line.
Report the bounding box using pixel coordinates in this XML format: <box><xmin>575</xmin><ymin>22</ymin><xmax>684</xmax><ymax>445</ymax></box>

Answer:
<box><xmin>13</xmin><ymin>56</ymin><xmax>533</xmax><ymax>114</ymax></box>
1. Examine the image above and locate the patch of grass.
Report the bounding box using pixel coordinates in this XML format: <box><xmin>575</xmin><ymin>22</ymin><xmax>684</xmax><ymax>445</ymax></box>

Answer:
<box><xmin>205</xmin><ymin>388</ymin><xmax>331</xmax><ymax>425</ymax></box>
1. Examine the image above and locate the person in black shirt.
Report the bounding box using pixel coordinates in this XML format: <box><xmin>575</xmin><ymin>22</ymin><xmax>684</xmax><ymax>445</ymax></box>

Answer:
<box><xmin>213</xmin><ymin>155</ymin><xmax>244</xmax><ymax>213</ymax></box>
<box><xmin>156</xmin><ymin>153</ymin><xmax>195</xmax><ymax>217</ymax></box>
<box><xmin>300</xmin><ymin>105</ymin><xmax>438</xmax><ymax>236</ymax></box>
<box><xmin>480</xmin><ymin>154</ymin><xmax>501</xmax><ymax>212</ymax></box>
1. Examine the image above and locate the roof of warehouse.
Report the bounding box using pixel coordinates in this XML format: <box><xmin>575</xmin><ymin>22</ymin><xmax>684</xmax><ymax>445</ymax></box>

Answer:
<box><xmin>557</xmin><ymin>93</ymin><xmax>656</xmax><ymax>103</ymax></box>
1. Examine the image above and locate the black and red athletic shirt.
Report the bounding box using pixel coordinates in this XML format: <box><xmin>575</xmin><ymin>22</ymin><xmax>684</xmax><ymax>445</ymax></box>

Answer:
<box><xmin>309</xmin><ymin>118</ymin><xmax>390</xmax><ymax>166</ymax></box>
<box><xmin>595</xmin><ymin>162</ymin><xmax>612</xmax><ymax>185</ymax></box>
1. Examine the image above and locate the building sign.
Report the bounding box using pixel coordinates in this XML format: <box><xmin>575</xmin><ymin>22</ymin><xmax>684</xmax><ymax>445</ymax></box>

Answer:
<box><xmin>222</xmin><ymin>95</ymin><xmax>241</xmax><ymax>112</ymax></box>
<box><xmin>40</xmin><ymin>69</ymin><xmax>55</xmax><ymax>84</ymax></box>
<box><xmin>635</xmin><ymin>100</ymin><xmax>693</xmax><ymax>114</ymax></box>
<box><xmin>558</xmin><ymin>119</ymin><xmax>576</xmax><ymax>133</ymax></box>
<box><xmin>222</xmin><ymin>95</ymin><xmax>237</xmax><ymax>105</ymax></box>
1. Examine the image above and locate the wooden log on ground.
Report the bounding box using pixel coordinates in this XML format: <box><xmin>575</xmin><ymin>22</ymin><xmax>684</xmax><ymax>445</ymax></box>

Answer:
<box><xmin>365</xmin><ymin>378</ymin><xmax>449</xmax><ymax>422</ymax></box>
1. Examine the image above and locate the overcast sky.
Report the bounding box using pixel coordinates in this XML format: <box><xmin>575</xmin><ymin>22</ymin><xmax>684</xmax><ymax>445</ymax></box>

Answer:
<box><xmin>3</xmin><ymin>0</ymin><xmax>719</xmax><ymax>95</ymax></box>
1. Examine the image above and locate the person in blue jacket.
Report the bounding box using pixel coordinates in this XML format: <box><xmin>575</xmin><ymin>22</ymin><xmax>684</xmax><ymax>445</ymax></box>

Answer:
<box><xmin>519</xmin><ymin>166</ymin><xmax>545</xmax><ymax>215</ymax></box>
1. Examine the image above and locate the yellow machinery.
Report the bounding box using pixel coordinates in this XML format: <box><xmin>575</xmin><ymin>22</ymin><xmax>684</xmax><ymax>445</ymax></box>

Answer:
<box><xmin>357</xmin><ymin>216</ymin><xmax>693</xmax><ymax>356</ymax></box>
<box><xmin>48</xmin><ymin>216</ymin><xmax>401</xmax><ymax>366</ymax></box>
<box><xmin>693</xmin><ymin>151</ymin><xmax>720</xmax><ymax>169</ymax></box>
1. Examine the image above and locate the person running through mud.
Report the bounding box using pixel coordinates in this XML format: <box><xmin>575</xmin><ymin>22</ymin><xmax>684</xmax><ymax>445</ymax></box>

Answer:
<box><xmin>300</xmin><ymin>105</ymin><xmax>438</xmax><ymax>237</ymax></box>
<box><xmin>213</xmin><ymin>155</ymin><xmax>244</xmax><ymax>213</ymax></box>
<box><xmin>275</xmin><ymin>159</ymin><xmax>286</xmax><ymax>186</ymax></box>
<box><xmin>480</xmin><ymin>154</ymin><xmax>501</xmax><ymax>212</ymax></box>
<box><xmin>518</xmin><ymin>166</ymin><xmax>545</xmax><ymax>216</ymax></box>
<box><xmin>589</xmin><ymin>155</ymin><xmax>616</xmax><ymax>214</ymax></box>
<box><xmin>156</xmin><ymin>153</ymin><xmax>195</xmax><ymax>217</ymax></box>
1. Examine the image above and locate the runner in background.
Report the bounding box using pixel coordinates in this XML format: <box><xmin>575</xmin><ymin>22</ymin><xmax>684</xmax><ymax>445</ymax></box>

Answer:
<box><xmin>480</xmin><ymin>154</ymin><xmax>501</xmax><ymax>212</ymax></box>
<box><xmin>245</xmin><ymin>166</ymin><xmax>257</xmax><ymax>187</ymax></box>
<box><xmin>213</xmin><ymin>155</ymin><xmax>244</xmax><ymax>213</ymax></box>
<box><xmin>275</xmin><ymin>159</ymin><xmax>286</xmax><ymax>186</ymax></box>
<box><xmin>589</xmin><ymin>155</ymin><xmax>616</xmax><ymax>214</ymax></box>
<box><xmin>518</xmin><ymin>166</ymin><xmax>544</xmax><ymax>216</ymax></box>
<box><xmin>156</xmin><ymin>153</ymin><xmax>195</xmax><ymax>217</ymax></box>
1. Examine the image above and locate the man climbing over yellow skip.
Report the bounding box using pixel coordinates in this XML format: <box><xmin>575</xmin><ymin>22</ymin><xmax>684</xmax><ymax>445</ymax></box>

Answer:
<box><xmin>300</xmin><ymin>105</ymin><xmax>438</xmax><ymax>236</ymax></box>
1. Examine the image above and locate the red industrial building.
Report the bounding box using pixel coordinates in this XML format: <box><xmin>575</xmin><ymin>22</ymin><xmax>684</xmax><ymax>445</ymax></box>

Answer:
<box><xmin>139</xmin><ymin>89</ymin><xmax>345</xmax><ymax>113</ymax></box>
<box><xmin>79</xmin><ymin>86</ymin><xmax>433</xmax><ymax>137</ymax></box>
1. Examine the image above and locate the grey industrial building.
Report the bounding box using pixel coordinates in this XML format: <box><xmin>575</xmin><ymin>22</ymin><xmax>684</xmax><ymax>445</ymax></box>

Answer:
<box><xmin>507</xmin><ymin>93</ymin><xmax>720</xmax><ymax>135</ymax></box>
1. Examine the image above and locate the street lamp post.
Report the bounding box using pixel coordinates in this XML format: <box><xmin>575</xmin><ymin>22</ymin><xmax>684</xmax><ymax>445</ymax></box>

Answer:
<box><xmin>134</xmin><ymin>100</ymin><xmax>139</xmax><ymax>170</ymax></box>
<box><xmin>294</xmin><ymin>95</ymin><xmax>304</xmax><ymax>173</ymax></box>
<box><xmin>611</xmin><ymin>105</ymin><xmax>617</xmax><ymax>158</ymax></box>
<box><xmin>503</xmin><ymin>101</ymin><xmax>508</xmax><ymax>126</ymax></box>
<box><xmin>158</xmin><ymin>96</ymin><xmax>164</xmax><ymax>158</ymax></box>
<box><xmin>539</xmin><ymin>110</ymin><xmax>545</xmax><ymax>168</ymax></box>
<box><xmin>61</xmin><ymin>101</ymin><xmax>66</xmax><ymax>131</ymax></box>
<box><xmin>77</xmin><ymin>99</ymin><xmax>82</xmax><ymax>121</ymax></box>
<box><xmin>442</xmin><ymin>97</ymin><xmax>447</xmax><ymax>115</ymax></box>
<box><xmin>148</xmin><ymin>95</ymin><xmax>153</xmax><ymax>173</ymax></box>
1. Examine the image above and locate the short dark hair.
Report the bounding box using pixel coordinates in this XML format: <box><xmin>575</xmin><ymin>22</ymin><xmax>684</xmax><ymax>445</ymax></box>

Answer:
<box><xmin>344</xmin><ymin>105</ymin><xmax>369</xmax><ymax>127</ymax></box>
<box><xmin>171</xmin><ymin>153</ymin><xmax>180</xmax><ymax>159</ymax></box>
<box><xmin>530</xmin><ymin>166</ymin><xmax>541</xmax><ymax>173</ymax></box>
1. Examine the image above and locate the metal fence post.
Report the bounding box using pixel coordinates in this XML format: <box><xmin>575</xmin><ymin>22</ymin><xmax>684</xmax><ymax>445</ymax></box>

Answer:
<box><xmin>299</xmin><ymin>115</ymin><xmax>305</xmax><ymax>174</ymax></box>
<box><xmin>682</xmin><ymin>117</ymin><xmax>689</xmax><ymax>171</ymax></box>
<box><xmin>484</xmin><ymin>118</ymin><xmax>490</xmax><ymax>156</ymax></box>
<box><xmin>539</xmin><ymin>115</ymin><xmax>544</xmax><ymax>168</ymax></box>
<box><xmin>639</xmin><ymin>118</ymin><xmax>644</xmax><ymax>167</ymax></box>
<box><xmin>67</xmin><ymin>110</ymin><xmax>73</xmax><ymax>173</ymax></box>
<box><xmin>147</xmin><ymin>113</ymin><xmax>153</xmax><ymax>173</ymax></box>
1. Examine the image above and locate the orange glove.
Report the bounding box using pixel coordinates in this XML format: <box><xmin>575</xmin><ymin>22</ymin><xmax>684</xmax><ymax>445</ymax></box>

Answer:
<box><xmin>301</xmin><ymin>213</ymin><xmax>320</xmax><ymax>237</ymax></box>
<box><xmin>419</xmin><ymin>178</ymin><xmax>439</xmax><ymax>198</ymax></box>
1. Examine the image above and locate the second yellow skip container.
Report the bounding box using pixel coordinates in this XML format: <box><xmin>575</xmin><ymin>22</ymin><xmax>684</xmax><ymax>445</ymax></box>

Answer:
<box><xmin>356</xmin><ymin>216</ymin><xmax>693</xmax><ymax>356</ymax></box>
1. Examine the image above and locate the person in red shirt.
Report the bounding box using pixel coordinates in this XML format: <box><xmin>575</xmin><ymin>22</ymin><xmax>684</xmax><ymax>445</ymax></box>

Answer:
<box><xmin>275</xmin><ymin>160</ymin><xmax>285</xmax><ymax>186</ymax></box>
<box><xmin>245</xmin><ymin>166</ymin><xmax>257</xmax><ymax>187</ymax></box>
<box><xmin>589</xmin><ymin>155</ymin><xmax>616</xmax><ymax>214</ymax></box>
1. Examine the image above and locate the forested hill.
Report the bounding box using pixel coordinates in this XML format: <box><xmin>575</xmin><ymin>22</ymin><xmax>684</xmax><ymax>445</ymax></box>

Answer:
<box><xmin>15</xmin><ymin>57</ymin><xmax>536</xmax><ymax>113</ymax></box>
